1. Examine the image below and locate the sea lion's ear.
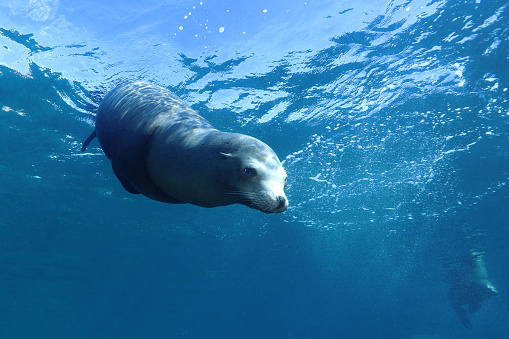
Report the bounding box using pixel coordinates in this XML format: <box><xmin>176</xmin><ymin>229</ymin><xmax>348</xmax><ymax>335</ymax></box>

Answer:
<box><xmin>220</xmin><ymin>152</ymin><xmax>234</xmax><ymax>159</ymax></box>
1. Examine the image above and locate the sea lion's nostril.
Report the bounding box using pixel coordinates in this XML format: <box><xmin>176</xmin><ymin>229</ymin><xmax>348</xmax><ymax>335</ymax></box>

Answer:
<box><xmin>277</xmin><ymin>196</ymin><xmax>287</xmax><ymax>210</ymax></box>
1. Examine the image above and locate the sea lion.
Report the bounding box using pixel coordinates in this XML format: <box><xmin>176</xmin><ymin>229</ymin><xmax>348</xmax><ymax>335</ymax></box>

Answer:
<box><xmin>447</xmin><ymin>251</ymin><xmax>498</xmax><ymax>328</ymax></box>
<box><xmin>82</xmin><ymin>81</ymin><xmax>288</xmax><ymax>213</ymax></box>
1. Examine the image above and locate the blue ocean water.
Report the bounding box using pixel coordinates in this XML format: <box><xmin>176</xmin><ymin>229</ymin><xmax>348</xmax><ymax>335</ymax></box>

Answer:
<box><xmin>1</xmin><ymin>0</ymin><xmax>508</xmax><ymax>338</ymax></box>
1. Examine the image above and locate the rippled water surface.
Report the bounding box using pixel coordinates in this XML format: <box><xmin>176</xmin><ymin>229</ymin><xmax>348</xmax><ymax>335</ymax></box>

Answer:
<box><xmin>1</xmin><ymin>0</ymin><xmax>508</xmax><ymax>338</ymax></box>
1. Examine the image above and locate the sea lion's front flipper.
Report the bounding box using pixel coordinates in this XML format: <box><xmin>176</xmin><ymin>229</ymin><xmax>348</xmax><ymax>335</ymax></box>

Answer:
<box><xmin>113</xmin><ymin>167</ymin><xmax>140</xmax><ymax>194</ymax></box>
<box><xmin>82</xmin><ymin>130</ymin><xmax>97</xmax><ymax>152</ymax></box>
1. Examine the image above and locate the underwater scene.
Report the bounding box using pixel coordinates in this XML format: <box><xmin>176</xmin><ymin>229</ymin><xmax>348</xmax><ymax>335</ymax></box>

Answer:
<box><xmin>0</xmin><ymin>0</ymin><xmax>508</xmax><ymax>338</ymax></box>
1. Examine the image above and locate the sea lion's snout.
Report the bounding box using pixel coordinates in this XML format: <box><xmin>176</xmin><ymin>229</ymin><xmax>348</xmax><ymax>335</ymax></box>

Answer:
<box><xmin>276</xmin><ymin>195</ymin><xmax>288</xmax><ymax>212</ymax></box>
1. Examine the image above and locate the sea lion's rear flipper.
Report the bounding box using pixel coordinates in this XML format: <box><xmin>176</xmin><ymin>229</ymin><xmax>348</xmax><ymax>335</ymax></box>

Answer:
<box><xmin>82</xmin><ymin>130</ymin><xmax>97</xmax><ymax>152</ymax></box>
<box><xmin>113</xmin><ymin>168</ymin><xmax>140</xmax><ymax>195</ymax></box>
<box><xmin>448</xmin><ymin>287</ymin><xmax>473</xmax><ymax>329</ymax></box>
<box><xmin>456</xmin><ymin>307</ymin><xmax>473</xmax><ymax>329</ymax></box>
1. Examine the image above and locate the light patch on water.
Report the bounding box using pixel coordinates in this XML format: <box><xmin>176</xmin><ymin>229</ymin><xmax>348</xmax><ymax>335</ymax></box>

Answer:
<box><xmin>72</xmin><ymin>152</ymin><xmax>103</xmax><ymax>157</ymax></box>
<box><xmin>309</xmin><ymin>173</ymin><xmax>329</xmax><ymax>183</ymax></box>
<box><xmin>484</xmin><ymin>38</ymin><xmax>501</xmax><ymax>55</ymax></box>
<box><xmin>0</xmin><ymin>33</ymin><xmax>32</xmax><ymax>75</ymax></box>
<box><xmin>258</xmin><ymin>101</ymin><xmax>289</xmax><ymax>123</ymax></box>
<box><xmin>458</xmin><ymin>34</ymin><xmax>478</xmax><ymax>44</ymax></box>
<box><xmin>2</xmin><ymin>105</ymin><xmax>26</xmax><ymax>116</ymax></box>
<box><xmin>56</xmin><ymin>90</ymin><xmax>89</xmax><ymax>114</ymax></box>
<box><xmin>473</xmin><ymin>5</ymin><xmax>506</xmax><ymax>32</ymax></box>
<box><xmin>202</xmin><ymin>87</ymin><xmax>290</xmax><ymax>125</ymax></box>
<box><xmin>443</xmin><ymin>32</ymin><xmax>458</xmax><ymax>42</ymax></box>
<box><xmin>462</xmin><ymin>19</ymin><xmax>474</xmax><ymax>30</ymax></box>
<box><xmin>8</xmin><ymin>0</ymin><xmax>59</xmax><ymax>22</ymax></box>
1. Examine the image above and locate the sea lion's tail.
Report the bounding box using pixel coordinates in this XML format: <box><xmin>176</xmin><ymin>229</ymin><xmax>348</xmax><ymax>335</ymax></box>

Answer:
<box><xmin>81</xmin><ymin>130</ymin><xmax>97</xmax><ymax>152</ymax></box>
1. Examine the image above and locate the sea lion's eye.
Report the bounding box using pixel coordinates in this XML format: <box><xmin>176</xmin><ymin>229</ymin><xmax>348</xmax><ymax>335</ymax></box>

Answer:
<box><xmin>243</xmin><ymin>167</ymin><xmax>257</xmax><ymax>176</ymax></box>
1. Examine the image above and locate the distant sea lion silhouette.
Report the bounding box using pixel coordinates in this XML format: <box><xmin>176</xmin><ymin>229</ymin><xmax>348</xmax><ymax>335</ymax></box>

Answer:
<box><xmin>447</xmin><ymin>251</ymin><xmax>498</xmax><ymax>328</ymax></box>
<box><xmin>82</xmin><ymin>81</ymin><xmax>288</xmax><ymax>213</ymax></box>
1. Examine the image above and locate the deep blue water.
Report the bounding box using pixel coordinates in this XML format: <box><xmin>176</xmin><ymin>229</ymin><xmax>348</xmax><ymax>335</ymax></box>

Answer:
<box><xmin>1</xmin><ymin>0</ymin><xmax>508</xmax><ymax>338</ymax></box>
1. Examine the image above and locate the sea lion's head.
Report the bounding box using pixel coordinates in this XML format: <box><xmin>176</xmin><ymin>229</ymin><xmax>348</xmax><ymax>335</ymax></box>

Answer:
<box><xmin>221</xmin><ymin>135</ymin><xmax>288</xmax><ymax>213</ymax></box>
